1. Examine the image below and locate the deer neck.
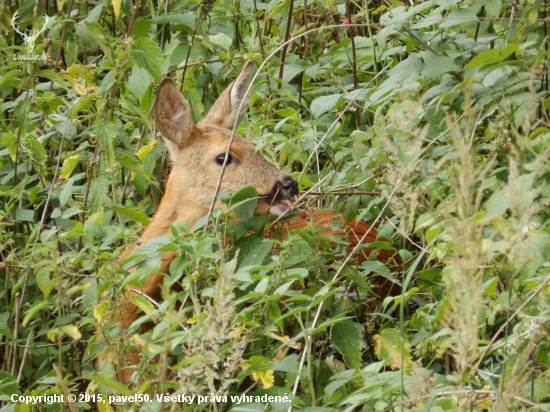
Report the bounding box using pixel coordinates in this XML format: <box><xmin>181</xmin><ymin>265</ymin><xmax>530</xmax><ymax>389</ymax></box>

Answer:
<box><xmin>139</xmin><ymin>172</ymin><xmax>208</xmax><ymax>244</ymax></box>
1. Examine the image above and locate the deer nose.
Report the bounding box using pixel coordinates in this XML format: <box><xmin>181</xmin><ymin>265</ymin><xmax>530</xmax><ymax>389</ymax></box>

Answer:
<box><xmin>281</xmin><ymin>176</ymin><xmax>299</xmax><ymax>198</ymax></box>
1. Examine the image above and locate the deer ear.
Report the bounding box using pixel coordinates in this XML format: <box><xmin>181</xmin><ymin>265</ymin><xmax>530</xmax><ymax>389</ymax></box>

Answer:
<box><xmin>154</xmin><ymin>78</ymin><xmax>195</xmax><ymax>148</ymax></box>
<box><xmin>203</xmin><ymin>60</ymin><xmax>255</xmax><ymax>129</ymax></box>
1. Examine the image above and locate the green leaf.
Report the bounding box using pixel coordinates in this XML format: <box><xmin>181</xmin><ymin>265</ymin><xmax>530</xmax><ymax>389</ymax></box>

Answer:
<box><xmin>240</xmin><ymin>241</ymin><xmax>273</xmax><ymax>267</ymax></box>
<box><xmin>464</xmin><ymin>44</ymin><xmax>519</xmax><ymax>69</ymax></box>
<box><xmin>151</xmin><ymin>13</ymin><xmax>196</xmax><ymax>29</ymax></box>
<box><xmin>95</xmin><ymin>123</ymin><xmax>117</xmax><ymax>169</ymax></box>
<box><xmin>75</xmin><ymin>22</ymin><xmax>112</xmax><ymax>58</ymax></box>
<box><xmin>112</xmin><ymin>205</ymin><xmax>150</xmax><ymax>225</ymax></box>
<box><xmin>310</xmin><ymin>94</ymin><xmax>342</xmax><ymax>118</ymax></box>
<box><xmin>373</xmin><ymin>328</ymin><xmax>412</xmax><ymax>369</ymax></box>
<box><xmin>331</xmin><ymin>320</ymin><xmax>363</xmax><ymax>370</ymax></box>
<box><xmin>272</xmin><ymin>354</ymin><xmax>299</xmax><ymax>373</ymax></box>
<box><xmin>115</xmin><ymin>150</ymin><xmax>152</xmax><ymax>181</ymax></box>
<box><xmin>227</xmin><ymin>186</ymin><xmax>259</xmax><ymax>220</ymax></box>
<box><xmin>209</xmin><ymin>33</ymin><xmax>233</xmax><ymax>51</ymax></box>
<box><xmin>15</xmin><ymin>209</ymin><xmax>34</xmax><ymax>222</ymax></box>
<box><xmin>83</xmin><ymin>373</ymin><xmax>132</xmax><ymax>396</ymax></box>
<box><xmin>35</xmin><ymin>265</ymin><xmax>53</xmax><ymax>298</ymax></box>
<box><xmin>132</xmin><ymin>38</ymin><xmax>164</xmax><ymax>82</ymax></box>
<box><xmin>88</xmin><ymin>176</ymin><xmax>110</xmax><ymax>210</ymax></box>
<box><xmin>421</xmin><ymin>55</ymin><xmax>458</xmax><ymax>78</ymax></box>
<box><xmin>360</xmin><ymin>260</ymin><xmax>392</xmax><ymax>278</ymax></box>
<box><xmin>127</xmin><ymin>66</ymin><xmax>152</xmax><ymax>101</ymax></box>
<box><xmin>22</xmin><ymin>301</ymin><xmax>50</xmax><ymax>327</ymax></box>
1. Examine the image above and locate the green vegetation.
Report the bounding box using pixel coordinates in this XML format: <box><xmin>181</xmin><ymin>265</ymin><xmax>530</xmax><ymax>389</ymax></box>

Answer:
<box><xmin>1</xmin><ymin>0</ymin><xmax>550</xmax><ymax>410</ymax></box>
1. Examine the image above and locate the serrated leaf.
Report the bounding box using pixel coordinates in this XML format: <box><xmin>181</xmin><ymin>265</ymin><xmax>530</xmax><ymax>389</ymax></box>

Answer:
<box><xmin>88</xmin><ymin>176</ymin><xmax>110</xmax><ymax>210</ymax></box>
<box><xmin>75</xmin><ymin>22</ymin><xmax>112</xmax><ymax>58</ymax></box>
<box><xmin>331</xmin><ymin>319</ymin><xmax>363</xmax><ymax>369</ymax></box>
<box><xmin>373</xmin><ymin>328</ymin><xmax>412</xmax><ymax>369</ymax></box>
<box><xmin>209</xmin><ymin>33</ymin><xmax>233</xmax><ymax>51</ymax></box>
<box><xmin>310</xmin><ymin>94</ymin><xmax>342</xmax><ymax>118</ymax></box>
<box><xmin>360</xmin><ymin>260</ymin><xmax>392</xmax><ymax>278</ymax></box>
<box><xmin>130</xmin><ymin>295</ymin><xmax>155</xmax><ymax>315</ymax></box>
<box><xmin>127</xmin><ymin>66</ymin><xmax>152</xmax><ymax>101</ymax></box>
<box><xmin>272</xmin><ymin>354</ymin><xmax>299</xmax><ymax>373</ymax></box>
<box><xmin>115</xmin><ymin>150</ymin><xmax>152</xmax><ymax>181</ymax></box>
<box><xmin>95</xmin><ymin>123</ymin><xmax>116</xmax><ymax>169</ymax></box>
<box><xmin>132</xmin><ymin>38</ymin><xmax>163</xmax><ymax>82</ymax></box>
<box><xmin>36</xmin><ymin>265</ymin><xmax>53</xmax><ymax>298</ymax></box>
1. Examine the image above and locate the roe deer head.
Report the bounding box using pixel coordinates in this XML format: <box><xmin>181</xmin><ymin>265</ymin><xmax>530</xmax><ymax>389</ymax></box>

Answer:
<box><xmin>142</xmin><ymin>60</ymin><xmax>298</xmax><ymax>244</ymax></box>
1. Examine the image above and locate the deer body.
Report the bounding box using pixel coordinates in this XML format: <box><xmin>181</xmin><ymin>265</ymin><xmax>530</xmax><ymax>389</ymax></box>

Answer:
<box><xmin>103</xmin><ymin>61</ymin><xmax>399</xmax><ymax>384</ymax></box>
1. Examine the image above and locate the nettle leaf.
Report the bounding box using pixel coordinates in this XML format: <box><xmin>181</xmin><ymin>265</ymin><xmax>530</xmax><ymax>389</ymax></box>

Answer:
<box><xmin>75</xmin><ymin>22</ymin><xmax>112</xmax><ymax>58</ymax></box>
<box><xmin>95</xmin><ymin>122</ymin><xmax>117</xmax><ymax>169</ymax></box>
<box><xmin>88</xmin><ymin>176</ymin><xmax>110</xmax><ymax>210</ymax></box>
<box><xmin>331</xmin><ymin>319</ymin><xmax>363</xmax><ymax>370</ymax></box>
<box><xmin>132</xmin><ymin>38</ymin><xmax>163</xmax><ymax>82</ymax></box>
<box><xmin>272</xmin><ymin>354</ymin><xmax>299</xmax><ymax>374</ymax></box>
<box><xmin>115</xmin><ymin>150</ymin><xmax>152</xmax><ymax>181</ymax></box>
<box><xmin>310</xmin><ymin>94</ymin><xmax>342</xmax><ymax>118</ymax></box>
<box><xmin>373</xmin><ymin>328</ymin><xmax>412</xmax><ymax>369</ymax></box>
<box><xmin>127</xmin><ymin>66</ymin><xmax>152</xmax><ymax>101</ymax></box>
<box><xmin>209</xmin><ymin>33</ymin><xmax>233</xmax><ymax>51</ymax></box>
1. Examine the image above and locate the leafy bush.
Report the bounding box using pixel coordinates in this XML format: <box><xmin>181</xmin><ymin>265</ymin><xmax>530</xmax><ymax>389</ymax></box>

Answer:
<box><xmin>1</xmin><ymin>0</ymin><xmax>549</xmax><ymax>411</ymax></box>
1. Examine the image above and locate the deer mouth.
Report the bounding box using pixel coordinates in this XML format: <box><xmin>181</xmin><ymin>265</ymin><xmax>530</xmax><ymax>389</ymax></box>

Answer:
<box><xmin>261</xmin><ymin>177</ymin><xmax>298</xmax><ymax>216</ymax></box>
<box><xmin>269</xmin><ymin>198</ymin><xmax>293</xmax><ymax>216</ymax></box>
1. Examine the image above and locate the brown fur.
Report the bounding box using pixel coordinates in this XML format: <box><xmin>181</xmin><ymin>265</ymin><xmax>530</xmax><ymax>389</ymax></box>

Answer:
<box><xmin>100</xmin><ymin>61</ymin><xmax>400</xmax><ymax>384</ymax></box>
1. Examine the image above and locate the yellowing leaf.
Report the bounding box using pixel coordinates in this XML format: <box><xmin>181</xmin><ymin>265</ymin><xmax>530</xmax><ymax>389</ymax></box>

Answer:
<box><xmin>112</xmin><ymin>0</ymin><xmax>122</xmax><ymax>19</ymax></box>
<box><xmin>61</xmin><ymin>325</ymin><xmax>82</xmax><ymax>341</ymax></box>
<box><xmin>251</xmin><ymin>369</ymin><xmax>274</xmax><ymax>389</ymax></box>
<box><xmin>94</xmin><ymin>300</ymin><xmax>109</xmax><ymax>322</ymax></box>
<box><xmin>60</xmin><ymin>155</ymin><xmax>80</xmax><ymax>179</ymax></box>
<box><xmin>130</xmin><ymin>294</ymin><xmax>154</xmax><ymax>315</ymax></box>
<box><xmin>136</xmin><ymin>139</ymin><xmax>157</xmax><ymax>161</ymax></box>
<box><xmin>373</xmin><ymin>328</ymin><xmax>413</xmax><ymax>370</ymax></box>
<box><xmin>97</xmin><ymin>400</ymin><xmax>115</xmax><ymax>412</ymax></box>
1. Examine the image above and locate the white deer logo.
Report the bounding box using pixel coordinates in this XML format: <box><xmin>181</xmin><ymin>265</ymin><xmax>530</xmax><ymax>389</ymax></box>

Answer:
<box><xmin>12</xmin><ymin>11</ymin><xmax>49</xmax><ymax>55</ymax></box>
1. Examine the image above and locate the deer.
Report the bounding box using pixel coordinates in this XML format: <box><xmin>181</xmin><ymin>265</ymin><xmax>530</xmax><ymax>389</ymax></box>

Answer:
<box><xmin>100</xmin><ymin>60</ymin><xmax>401</xmax><ymax>384</ymax></box>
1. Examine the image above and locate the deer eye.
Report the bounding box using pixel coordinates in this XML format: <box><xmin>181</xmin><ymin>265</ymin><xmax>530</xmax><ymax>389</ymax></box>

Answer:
<box><xmin>215</xmin><ymin>154</ymin><xmax>233</xmax><ymax>166</ymax></box>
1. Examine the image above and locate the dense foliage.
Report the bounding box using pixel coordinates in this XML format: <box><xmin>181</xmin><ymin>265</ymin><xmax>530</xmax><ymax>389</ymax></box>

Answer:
<box><xmin>1</xmin><ymin>0</ymin><xmax>550</xmax><ymax>410</ymax></box>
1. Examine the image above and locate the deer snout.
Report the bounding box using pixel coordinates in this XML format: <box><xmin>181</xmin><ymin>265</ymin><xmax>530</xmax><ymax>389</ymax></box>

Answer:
<box><xmin>280</xmin><ymin>176</ymin><xmax>299</xmax><ymax>198</ymax></box>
